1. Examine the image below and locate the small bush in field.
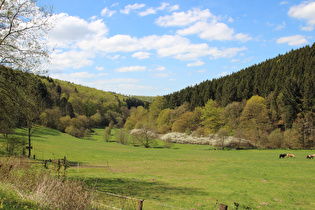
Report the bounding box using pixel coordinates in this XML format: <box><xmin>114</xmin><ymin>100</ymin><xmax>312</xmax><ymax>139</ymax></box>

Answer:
<box><xmin>116</xmin><ymin>129</ymin><xmax>128</xmax><ymax>145</ymax></box>
<box><xmin>103</xmin><ymin>127</ymin><xmax>111</xmax><ymax>142</ymax></box>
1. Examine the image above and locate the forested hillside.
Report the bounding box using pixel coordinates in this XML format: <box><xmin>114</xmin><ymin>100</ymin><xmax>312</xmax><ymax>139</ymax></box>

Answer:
<box><xmin>164</xmin><ymin>43</ymin><xmax>315</xmax><ymax>129</ymax></box>
<box><xmin>125</xmin><ymin>43</ymin><xmax>315</xmax><ymax>149</ymax></box>
<box><xmin>0</xmin><ymin>66</ymin><xmax>149</xmax><ymax>156</ymax></box>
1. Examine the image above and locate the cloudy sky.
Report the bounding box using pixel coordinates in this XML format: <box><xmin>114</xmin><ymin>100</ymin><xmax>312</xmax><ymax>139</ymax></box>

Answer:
<box><xmin>38</xmin><ymin>0</ymin><xmax>315</xmax><ymax>96</ymax></box>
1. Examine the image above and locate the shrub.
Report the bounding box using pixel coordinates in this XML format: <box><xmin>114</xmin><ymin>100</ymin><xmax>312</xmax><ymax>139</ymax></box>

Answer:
<box><xmin>130</xmin><ymin>127</ymin><xmax>157</xmax><ymax>148</ymax></box>
<box><xmin>159</xmin><ymin>124</ymin><xmax>171</xmax><ymax>134</ymax></box>
<box><xmin>65</xmin><ymin>125</ymin><xmax>84</xmax><ymax>138</ymax></box>
<box><xmin>116</xmin><ymin>129</ymin><xmax>128</xmax><ymax>145</ymax></box>
<box><xmin>103</xmin><ymin>127</ymin><xmax>111</xmax><ymax>142</ymax></box>
<box><xmin>5</xmin><ymin>137</ymin><xmax>26</xmax><ymax>156</ymax></box>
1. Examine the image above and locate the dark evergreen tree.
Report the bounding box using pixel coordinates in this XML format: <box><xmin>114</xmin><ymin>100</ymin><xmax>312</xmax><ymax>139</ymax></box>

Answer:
<box><xmin>59</xmin><ymin>97</ymin><xmax>68</xmax><ymax>116</ymax></box>
<box><xmin>66</xmin><ymin>101</ymin><xmax>75</xmax><ymax>118</ymax></box>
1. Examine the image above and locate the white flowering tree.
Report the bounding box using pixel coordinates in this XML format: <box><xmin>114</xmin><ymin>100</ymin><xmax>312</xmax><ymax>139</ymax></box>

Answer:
<box><xmin>0</xmin><ymin>0</ymin><xmax>53</xmax><ymax>72</ymax></box>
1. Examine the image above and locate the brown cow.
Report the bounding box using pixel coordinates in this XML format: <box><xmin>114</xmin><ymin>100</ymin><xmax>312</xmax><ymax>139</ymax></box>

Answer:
<box><xmin>306</xmin><ymin>155</ymin><xmax>314</xmax><ymax>159</ymax></box>
<box><xmin>287</xmin><ymin>154</ymin><xmax>295</xmax><ymax>158</ymax></box>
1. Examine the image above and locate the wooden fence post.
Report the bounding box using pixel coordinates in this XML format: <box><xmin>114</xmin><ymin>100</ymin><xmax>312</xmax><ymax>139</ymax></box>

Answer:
<box><xmin>138</xmin><ymin>199</ymin><xmax>144</xmax><ymax>210</ymax></box>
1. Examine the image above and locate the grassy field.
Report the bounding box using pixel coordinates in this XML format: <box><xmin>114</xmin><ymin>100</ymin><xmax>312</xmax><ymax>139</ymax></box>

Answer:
<box><xmin>1</xmin><ymin>127</ymin><xmax>315</xmax><ymax>209</ymax></box>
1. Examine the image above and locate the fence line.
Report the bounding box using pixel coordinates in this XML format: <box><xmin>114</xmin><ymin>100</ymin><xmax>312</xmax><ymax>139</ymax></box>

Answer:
<box><xmin>92</xmin><ymin>201</ymin><xmax>122</xmax><ymax>210</ymax></box>
<box><xmin>96</xmin><ymin>190</ymin><xmax>189</xmax><ymax>210</ymax></box>
<box><xmin>144</xmin><ymin>200</ymin><xmax>188</xmax><ymax>210</ymax></box>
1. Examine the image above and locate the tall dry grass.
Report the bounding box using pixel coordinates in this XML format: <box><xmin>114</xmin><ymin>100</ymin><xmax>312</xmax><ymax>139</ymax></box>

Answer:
<box><xmin>0</xmin><ymin>157</ymin><xmax>93</xmax><ymax>209</ymax></box>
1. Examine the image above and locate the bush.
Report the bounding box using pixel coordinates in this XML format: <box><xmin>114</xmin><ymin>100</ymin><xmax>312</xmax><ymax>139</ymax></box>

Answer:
<box><xmin>159</xmin><ymin>124</ymin><xmax>171</xmax><ymax>134</ymax></box>
<box><xmin>65</xmin><ymin>125</ymin><xmax>84</xmax><ymax>138</ymax></box>
<box><xmin>103</xmin><ymin>127</ymin><xmax>111</xmax><ymax>142</ymax></box>
<box><xmin>130</xmin><ymin>127</ymin><xmax>157</xmax><ymax>148</ymax></box>
<box><xmin>5</xmin><ymin>137</ymin><xmax>26</xmax><ymax>156</ymax></box>
<box><xmin>116</xmin><ymin>129</ymin><xmax>128</xmax><ymax>145</ymax></box>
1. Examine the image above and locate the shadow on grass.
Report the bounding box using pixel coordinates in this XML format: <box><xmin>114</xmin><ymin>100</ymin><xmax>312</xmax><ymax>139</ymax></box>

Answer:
<box><xmin>33</xmin><ymin>128</ymin><xmax>62</xmax><ymax>137</ymax></box>
<box><xmin>83</xmin><ymin>177</ymin><xmax>207</xmax><ymax>202</ymax></box>
<box><xmin>12</xmin><ymin>128</ymin><xmax>62</xmax><ymax>139</ymax></box>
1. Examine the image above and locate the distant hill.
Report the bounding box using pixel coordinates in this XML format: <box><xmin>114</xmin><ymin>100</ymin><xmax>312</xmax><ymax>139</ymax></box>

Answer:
<box><xmin>0</xmin><ymin>66</ymin><xmax>149</xmax><ymax>139</ymax></box>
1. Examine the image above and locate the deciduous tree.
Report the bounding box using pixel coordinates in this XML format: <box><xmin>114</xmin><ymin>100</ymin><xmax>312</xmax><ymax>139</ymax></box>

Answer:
<box><xmin>0</xmin><ymin>0</ymin><xmax>53</xmax><ymax>72</ymax></box>
<box><xmin>201</xmin><ymin>99</ymin><xmax>222</xmax><ymax>134</ymax></box>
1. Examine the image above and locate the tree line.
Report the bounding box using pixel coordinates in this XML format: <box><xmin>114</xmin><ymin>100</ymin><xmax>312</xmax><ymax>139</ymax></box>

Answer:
<box><xmin>0</xmin><ymin>65</ymin><xmax>150</xmax><ymax>156</ymax></box>
<box><xmin>125</xmin><ymin>43</ymin><xmax>315</xmax><ymax>149</ymax></box>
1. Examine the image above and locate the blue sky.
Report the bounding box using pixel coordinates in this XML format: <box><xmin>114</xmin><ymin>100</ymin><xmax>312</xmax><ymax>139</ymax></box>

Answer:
<box><xmin>38</xmin><ymin>0</ymin><xmax>315</xmax><ymax>96</ymax></box>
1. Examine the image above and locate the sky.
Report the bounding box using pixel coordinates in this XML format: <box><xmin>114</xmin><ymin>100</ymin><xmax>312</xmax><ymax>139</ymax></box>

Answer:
<box><xmin>37</xmin><ymin>0</ymin><xmax>315</xmax><ymax>96</ymax></box>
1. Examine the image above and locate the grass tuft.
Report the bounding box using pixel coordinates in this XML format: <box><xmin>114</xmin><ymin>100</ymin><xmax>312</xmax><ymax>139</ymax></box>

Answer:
<box><xmin>0</xmin><ymin>157</ymin><xmax>93</xmax><ymax>209</ymax></box>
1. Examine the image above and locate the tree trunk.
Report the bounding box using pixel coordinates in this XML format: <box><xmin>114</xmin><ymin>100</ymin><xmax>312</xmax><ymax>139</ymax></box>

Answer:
<box><xmin>28</xmin><ymin>127</ymin><xmax>31</xmax><ymax>158</ymax></box>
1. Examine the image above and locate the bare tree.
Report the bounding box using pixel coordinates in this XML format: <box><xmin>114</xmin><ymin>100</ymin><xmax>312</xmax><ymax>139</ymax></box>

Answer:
<box><xmin>217</xmin><ymin>128</ymin><xmax>228</xmax><ymax>150</ymax></box>
<box><xmin>131</xmin><ymin>125</ymin><xmax>157</xmax><ymax>148</ymax></box>
<box><xmin>0</xmin><ymin>0</ymin><xmax>53</xmax><ymax>72</ymax></box>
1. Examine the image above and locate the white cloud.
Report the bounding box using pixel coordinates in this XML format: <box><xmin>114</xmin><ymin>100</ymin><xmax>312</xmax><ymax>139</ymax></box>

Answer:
<box><xmin>50</xmin><ymin>50</ymin><xmax>95</xmax><ymax>70</ymax></box>
<box><xmin>157</xmin><ymin>2</ymin><xmax>170</xmax><ymax>10</ymax></box>
<box><xmin>84</xmin><ymin>78</ymin><xmax>142</xmax><ymax>94</ymax></box>
<box><xmin>235</xmin><ymin>33</ymin><xmax>252</xmax><ymax>42</ymax></box>
<box><xmin>69</xmin><ymin>72</ymin><xmax>95</xmax><ymax>78</ymax></box>
<box><xmin>168</xmin><ymin>9</ymin><xmax>251</xmax><ymax>42</ymax></box>
<box><xmin>155</xmin><ymin>66</ymin><xmax>166</xmax><ymax>71</ymax></box>
<box><xmin>177</xmin><ymin>21</ymin><xmax>234</xmax><ymax>41</ymax></box>
<box><xmin>275</xmin><ymin>21</ymin><xmax>286</xmax><ymax>30</ymax></box>
<box><xmin>96</xmin><ymin>66</ymin><xmax>104</xmax><ymax>71</ymax></box>
<box><xmin>155</xmin><ymin>8</ymin><xmax>214</xmax><ymax>27</ymax></box>
<box><xmin>47</xmin><ymin>12</ymin><xmax>248</xmax><ymax>72</ymax></box>
<box><xmin>140</xmin><ymin>35</ymin><xmax>247</xmax><ymax>60</ymax></box>
<box><xmin>187</xmin><ymin>60</ymin><xmax>205</xmax><ymax>67</ymax></box>
<box><xmin>120</xmin><ymin>3</ymin><xmax>146</xmax><ymax>14</ymax></box>
<box><xmin>81</xmin><ymin>34</ymin><xmax>142</xmax><ymax>53</ymax></box>
<box><xmin>101</xmin><ymin>7</ymin><xmax>116</xmax><ymax>17</ymax></box>
<box><xmin>177</xmin><ymin>21</ymin><xmax>252</xmax><ymax>42</ymax></box>
<box><xmin>107</xmin><ymin>55</ymin><xmax>121</xmax><ymax>60</ymax></box>
<box><xmin>280</xmin><ymin>1</ymin><xmax>289</xmax><ymax>5</ymax></box>
<box><xmin>138</xmin><ymin>3</ymin><xmax>179</xmax><ymax>16</ymax></box>
<box><xmin>157</xmin><ymin>3</ymin><xmax>179</xmax><ymax>11</ymax></box>
<box><xmin>132</xmin><ymin>51</ymin><xmax>152</xmax><ymax>59</ymax></box>
<box><xmin>91</xmin><ymin>78</ymin><xmax>139</xmax><ymax>84</ymax></box>
<box><xmin>116</xmin><ymin>66</ymin><xmax>147</xmax><ymax>72</ymax></box>
<box><xmin>277</xmin><ymin>35</ymin><xmax>308</xmax><ymax>46</ymax></box>
<box><xmin>49</xmin><ymin>71</ymin><xmax>98</xmax><ymax>85</ymax></box>
<box><xmin>139</xmin><ymin>7</ymin><xmax>156</xmax><ymax>16</ymax></box>
<box><xmin>288</xmin><ymin>1</ymin><xmax>315</xmax><ymax>31</ymax></box>
<box><xmin>210</xmin><ymin>47</ymin><xmax>248</xmax><ymax>59</ymax></box>
<box><xmin>218</xmin><ymin>71</ymin><xmax>228</xmax><ymax>77</ymax></box>
<box><xmin>154</xmin><ymin>73</ymin><xmax>169</xmax><ymax>78</ymax></box>
<box><xmin>48</xmin><ymin>13</ymin><xmax>108</xmax><ymax>48</ymax></box>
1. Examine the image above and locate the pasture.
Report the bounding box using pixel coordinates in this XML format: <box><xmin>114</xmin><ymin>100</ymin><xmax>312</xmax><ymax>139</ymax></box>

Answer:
<box><xmin>1</xmin><ymin>127</ymin><xmax>315</xmax><ymax>209</ymax></box>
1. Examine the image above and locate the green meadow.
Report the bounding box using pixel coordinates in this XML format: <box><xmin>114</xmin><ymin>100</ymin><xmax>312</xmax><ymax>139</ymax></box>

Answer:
<box><xmin>2</xmin><ymin>127</ymin><xmax>315</xmax><ymax>209</ymax></box>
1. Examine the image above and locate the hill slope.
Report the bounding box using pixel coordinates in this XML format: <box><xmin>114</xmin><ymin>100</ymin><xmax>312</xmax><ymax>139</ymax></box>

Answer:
<box><xmin>164</xmin><ymin>43</ymin><xmax>315</xmax><ymax>111</ymax></box>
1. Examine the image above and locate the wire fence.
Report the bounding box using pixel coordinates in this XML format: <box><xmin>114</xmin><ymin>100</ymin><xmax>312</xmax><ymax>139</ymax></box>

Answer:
<box><xmin>95</xmin><ymin>190</ymin><xmax>190</xmax><ymax>210</ymax></box>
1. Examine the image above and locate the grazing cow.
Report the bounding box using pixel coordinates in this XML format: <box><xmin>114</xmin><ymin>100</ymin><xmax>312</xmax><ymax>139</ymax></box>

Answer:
<box><xmin>306</xmin><ymin>155</ymin><xmax>314</xmax><ymax>159</ymax></box>
<box><xmin>287</xmin><ymin>154</ymin><xmax>295</xmax><ymax>158</ymax></box>
<box><xmin>279</xmin><ymin>154</ymin><xmax>287</xmax><ymax>158</ymax></box>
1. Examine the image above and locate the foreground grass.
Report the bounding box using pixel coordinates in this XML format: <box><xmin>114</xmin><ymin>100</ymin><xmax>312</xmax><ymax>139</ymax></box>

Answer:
<box><xmin>1</xmin><ymin>127</ymin><xmax>315</xmax><ymax>209</ymax></box>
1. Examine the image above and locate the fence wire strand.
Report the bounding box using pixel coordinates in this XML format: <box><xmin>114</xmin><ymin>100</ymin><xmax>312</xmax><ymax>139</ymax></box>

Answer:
<box><xmin>96</xmin><ymin>190</ymin><xmax>189</xmax><ymax>210</ymax></box>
